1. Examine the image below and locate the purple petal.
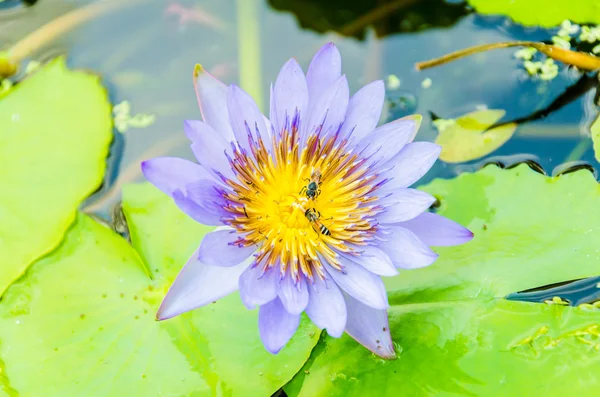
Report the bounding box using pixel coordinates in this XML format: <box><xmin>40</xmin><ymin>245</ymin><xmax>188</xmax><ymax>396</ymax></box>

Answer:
<box><xmin>141</xmin><ymin>157</ymin><xmax>212</xmax><ymax>195</ymax></box>
<box><xmin>306</xmin><ymin>42</ymin><xmax>342</xmax><ymax>105</ymax></box>
<box><xmin>378</xmin><ymin>188</ymin><xmax>436</xmax><ymax>223</ymax></box>
<box><xmin>269</xmin><ymin>83</ymin><xmax>278</xmax><ymax>134</ymax></box>
<box><xmin>277</xmin><ymin>272</ymin><xmax>309</xmax><ymax>315</ymax></box>
<box><xmin>305</xmin><ymin>275</ymin><xmax>347</xmax><ymax>337</ymax></box>
<box><xmin>239</xmin><ymin>265</ymin><xmax>279</xmax><ymax>309</ymax></box>
<box><xmin>184</xmin><ymin>120</ymin><xmax>236</xmax><ymax>181</ymax></box>
<box><xmin>340</xmin><ymin>245</ymin><xmax>398</xmax><ymax>277</ymax></box>
<box><xmin>380</xmin><ymin>142</ymin><xmax>441</xmax><ymax>190</ymax></box>
<box><xmin>259</xmin><ymin>297</ymin><xmax>301</xmax><ymax>354</ymax></box>
<box><xmin>272</xmin><ymin>58</ymin><xmax>308</xmax><ymax>135</ymax></box>
<box><xmin>357</xmin><ymin>115</ymin><xmax>421</xmax><ymax>165</ymax></box>
<box><xmin>378</xmin><ymin>225</ymin><xmax>439</xmax><ymax>269</ymax></box>
<box><xmin>197</xmin><ymin>228</ymin><xmax>257</xmax><ymax>267</ymax></box>
<box><xmin>325</xmin><ymin>258</ymin><xmax>388</xmax><ymax>309</ymax></box>
<box><xmin>263</xmin><ymin>115</ymin><xmax>273</xmax><ymax>140</ymax></box>
<box><xmin>343</xmin><ymin>292</ymin><xmax>395</xmax><ymax>359</ymax></box>
<box><xmin>398</xmin><ymin>212</ymin><xmax>474</xmax><ymax>246</ymax></box>
<box><xmin>193</xmin><ymin>64</ymin><xmax>235</xmax><ymax>141</ymax></box>
<box><xmin>339</xmin><ymin>80</ymin><xmax>385</xmax><ymax>142</ymax></box>
<box><xmin>156</xmin><ymin>249</ymin><xmax>249</xmax><ymax>320</ymax></box>
<box><xmin>303</xmin><ymin>75</ymin><xmax>349</xmax><ymax>140</ymax></box>
<box><xmin>227</xmin><ymin>84</ymin><xmax>269</xmax><ymax>151</ymax></box>
<box><xmin>172</xmin><ymin>179</ymin><xmax>228</xmax><ymax>226</ymax></box>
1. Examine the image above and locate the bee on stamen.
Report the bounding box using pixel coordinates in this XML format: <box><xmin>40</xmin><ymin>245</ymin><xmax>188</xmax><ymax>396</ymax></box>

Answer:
<box><xmin>300</xmin><ymin>169</ymin><xmax>322</xmax><ymax>200</ymax></box>
<box><xmin>304</xmin><ymin>207</ymin><xmax>331</xmax><ymax>236</ymax></box>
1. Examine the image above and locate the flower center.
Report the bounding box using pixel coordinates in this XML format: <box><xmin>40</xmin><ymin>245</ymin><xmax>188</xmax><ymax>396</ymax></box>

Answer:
<box><xmin>221</xmin><ymin>127</ymin><xmax>380</xmax><ymax>281</ymax></box>
<box><xmin>272</xmin><ymin>195</ymin><xmax>310</xmax><ymax>229</ymax></box>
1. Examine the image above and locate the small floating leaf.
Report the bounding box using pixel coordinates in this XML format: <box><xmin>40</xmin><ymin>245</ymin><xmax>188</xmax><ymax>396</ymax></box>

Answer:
<box><xmin>434</xmin><ymin>109</ymin><xmax>517</xmax><ymax>163</ymax></box>
<box><xmin>286</xmin><ymin>165</ymin><xmax>600</xmax><ymax>397</ymax></box>
<box><xmin>0</xmin><ymin>57</ymin><xmax>112</xmax><ymax>294</ymax></box>
<box><xmin>514</xmin><ymin>47</ymin><xmax>537</xmax><ymax>60</ymax></box>
<box><xmin>579</xmin><ymin>25</ymin><xmax>600</xmax><ymax>43</ymax></box>
<box><xmin>0</xmin><ymin>184</ymin><xmax>319</xmax><ymax>396</ymax></box>
<box><xmin>112</xmin><ymin>100</ymin><xmax>156</xmax><ymax>133</ymax></box>
<box><xmin>466</xmin><ymin>0</ymin><xmax>600</xmax><ymax>27</ymax></box>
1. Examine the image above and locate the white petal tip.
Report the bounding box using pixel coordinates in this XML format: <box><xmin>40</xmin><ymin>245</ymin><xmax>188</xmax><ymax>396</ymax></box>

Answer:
<box><xmin>368</xmin><ymin>337</ymin><xmax>396</xmax><ymax>359</ymax></box>
<box><xmin>156</xmin><ymin>293</ymin><xmax>199</xmax><ymax>321</ymax></box>
<box><xmin>265</xmin><ymin>345</ymin><xmax>283</xmax><ymax>355</ymax></box>
<box><xmin>326</xmin><ymin>328</ymin><xmax>345</xmax><ymax>338</ymax></box>
<box><xmin>380</xmin><ymin>268</ymin><xmax>400</xmax><ymax>277</ymax></box>
<box><xmin>155</xmin><ymin>306</ymin><xmax>178</xmax><ymax>321</ymax></box>
<box><xmin>377</xmin><ymin>350</ymin><xmax>397</xmax><ymax>360</ymax></box>
<box><xmin>464</xmin><ymin>230</ymin><xmax>475</xmax><ymax>240</ymax></box>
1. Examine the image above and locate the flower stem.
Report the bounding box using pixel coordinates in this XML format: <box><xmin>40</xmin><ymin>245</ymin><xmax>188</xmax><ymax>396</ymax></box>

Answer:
<box><xmin>415</xmin><ymin>41</ymin><xmax>600</xmax><ymax>71</ymax></box>
<box><xmin>236</xmin><ymin>0</ymin><xmax>264</xmax><ymax>111</ymax></box>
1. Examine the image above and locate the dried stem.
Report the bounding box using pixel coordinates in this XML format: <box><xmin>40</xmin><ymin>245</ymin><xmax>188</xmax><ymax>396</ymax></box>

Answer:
<box><xmin>0</xmin><ymin>0</ymin><xmax>142</xmax><ymax>78</ymax></box>
<box><xmin>416</xmin><ymin>41</ymin><xmax>600</xmax><ymax>71</ymax></box>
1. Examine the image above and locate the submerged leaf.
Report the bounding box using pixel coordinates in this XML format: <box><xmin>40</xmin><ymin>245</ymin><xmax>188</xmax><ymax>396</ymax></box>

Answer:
<box><xmin>0</xmin><ymin>184</ymin><xmax>319</xmax><ymax>396</ymax></box>
<box><xmin>467</xmin><ymin>0</ymin><xmax>600</xmax><ymax>27</ymax></box>
<box><xmin>434</xmin><ymin>109</ymin><xmax>516</xmax><ymax>163</ymax></box>
<box><xmin>285</xmin><ymin>165</ymin><xmax>600</xmax><ymax>396</ymax></box>
<box><xmin>0</xmin><ymin>57</ymin><xmax>112</xmax><ymax>294</ymax></box>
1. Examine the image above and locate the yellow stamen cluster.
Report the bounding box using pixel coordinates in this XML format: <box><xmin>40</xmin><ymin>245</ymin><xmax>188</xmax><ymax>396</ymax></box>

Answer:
<box><xmin>222</xmin><ymin>126</ymin><xmax>380</xmax><ymax>281</ymax></box>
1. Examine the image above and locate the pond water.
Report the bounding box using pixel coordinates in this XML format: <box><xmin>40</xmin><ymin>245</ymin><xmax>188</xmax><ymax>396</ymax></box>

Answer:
<box><xmin>2</xmin><ymin>0</ymin><xmax>599</xmax><ymax>307</ymax></box>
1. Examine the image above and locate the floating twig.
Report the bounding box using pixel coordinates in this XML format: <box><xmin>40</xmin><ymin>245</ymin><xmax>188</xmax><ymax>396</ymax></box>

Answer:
<box><xmin>416</xmin><ymin>41</ymin><xmax>600</xmax><ymax>71</ymax></box>
<box><xmin>0</xmin><ymin>0</ymin><xmax>142</xmax><ymax>78</ymax></box>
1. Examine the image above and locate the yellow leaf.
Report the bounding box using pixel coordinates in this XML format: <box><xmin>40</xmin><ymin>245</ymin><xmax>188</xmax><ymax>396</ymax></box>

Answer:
<box><xmin>435</xmin><ymin>109</ymin><xmax>517</xmax><ymax>163</ymax></box>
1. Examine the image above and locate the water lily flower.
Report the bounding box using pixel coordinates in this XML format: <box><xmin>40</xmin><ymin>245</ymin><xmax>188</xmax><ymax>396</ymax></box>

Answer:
<box><xmin>141</xmin><ymin>43</ymin><xmax>473</xmax><ymax>358</ymax></box>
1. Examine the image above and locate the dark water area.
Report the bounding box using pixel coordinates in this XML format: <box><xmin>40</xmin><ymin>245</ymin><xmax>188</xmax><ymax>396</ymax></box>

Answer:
<box><xmin>1</xmin><ymin>0</ymin><xmax>598</xmax><ymax>305</ymax></box>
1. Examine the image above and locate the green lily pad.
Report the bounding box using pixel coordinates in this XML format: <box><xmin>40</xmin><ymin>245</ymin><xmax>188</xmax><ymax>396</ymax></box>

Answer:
<box><xmin>0</xmin><ymin>57</ymin><xmax>113</xmax><ymax>294</ymax></box>
<box><xmin>0</xmin><ymin>183</ymin><xmax>318</xmax><ymax>396</ymax></box>
<box><xmin>467</xmin><ymin>0</ymin><xmax>600</xmax><ymax>27</ymax></box>
<box><xmin>285</xmin><ymin>165</ymin><xmax>600</xmax><ymax>396</ymax></box>
<box><xmin>434</xmin><ymin>109</ymin><xmax>517</xmax><ymax>164</ymax></box>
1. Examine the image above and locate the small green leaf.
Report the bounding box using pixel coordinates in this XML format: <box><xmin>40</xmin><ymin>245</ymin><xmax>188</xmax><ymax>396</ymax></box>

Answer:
<box><xmin>0</xmin><ymin>57</ymin><xmax>113</xmax><ymax>294</ymax></box>
<box><xmin>467</xmin><ymin>0</ymin><xmax>600</xmax><ymax>27</ymax></box>
<box><xmin>434</xmin><ymin>109</ymin><xmax>516</xmax><ymax>163</ymax></box>
<box><xmin>0</xmin><ymin>184</ymin><xmax>318</xmax><ymax>396</ymax></box>
<box><xmin>286</xmin><ymin>165</ymin><xmax>600</xmax><ymax>397</ymax></box>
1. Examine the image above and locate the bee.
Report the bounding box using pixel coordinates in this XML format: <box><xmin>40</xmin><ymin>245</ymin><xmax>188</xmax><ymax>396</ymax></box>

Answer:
<box><xmin>300</xmin><ymin>169</ymin><xmax>322</xmax><ymax>200</ymax></box>
<box><xmin>304</xmin><ymin>208</ymin><xmax>331</xmax><ymax>236</ymax></box>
